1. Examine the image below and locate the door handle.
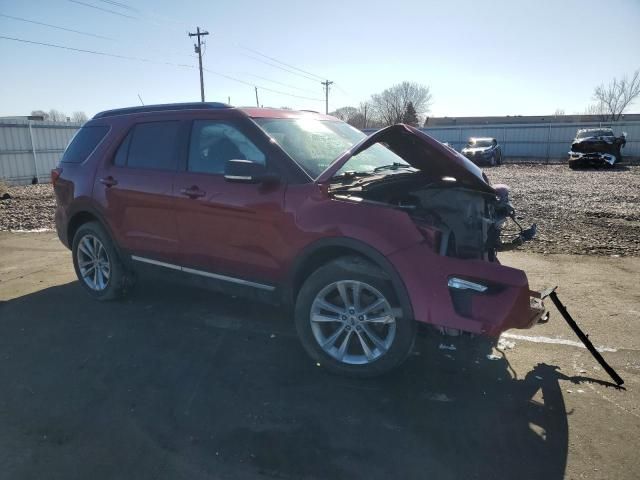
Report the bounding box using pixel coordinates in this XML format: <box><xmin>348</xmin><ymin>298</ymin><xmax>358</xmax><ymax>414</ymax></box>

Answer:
<box><xmin>99</xmin><ymin>176</ymin><xmax>118</xmax><ymax>187</ymax></box>
<box><xmin>180</xmin><ymin>186</ymin><xmax>206</xmax><ymax>198</ymax></box>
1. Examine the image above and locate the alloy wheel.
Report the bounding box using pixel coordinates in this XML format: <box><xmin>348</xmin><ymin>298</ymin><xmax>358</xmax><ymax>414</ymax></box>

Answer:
<box><xmin>310</xmin><ymin>280</ymin><xmax>397</xmax><ymax>365</ymax></box>
<box><xmin>76</xmin><ymin>234</ymin><xmax>111</xmax><ymax>291</ymax></box>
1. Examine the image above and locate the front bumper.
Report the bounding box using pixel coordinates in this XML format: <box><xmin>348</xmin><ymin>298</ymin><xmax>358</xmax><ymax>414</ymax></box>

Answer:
<box><xmin>462</xmin><ymin>152</ymin><xmax>492</xmax><ymax>164</ymax></box>
<box><xmin>568</xmin><ymin>151</ymin><xmax>616</xmax><ymax>167</ymax></box>
<box><xmin>387</xmin><ymin>243</ymin><xmax>548</xmax><ymax>336</ymax></box>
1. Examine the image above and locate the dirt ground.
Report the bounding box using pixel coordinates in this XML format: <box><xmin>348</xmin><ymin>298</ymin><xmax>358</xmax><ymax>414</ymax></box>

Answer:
<box><xmin>1</xmin><ymin>231</ymin><xmax>638</xmax><ymax>480</ymax></box>
<box><xmin>1</xmin><ymin>164</ymin><xmax>640</xmax><ymax>256</ymax></box>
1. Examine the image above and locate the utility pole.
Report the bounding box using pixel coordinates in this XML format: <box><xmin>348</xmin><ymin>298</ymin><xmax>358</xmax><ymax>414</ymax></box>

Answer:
<box><xmin>321</xmin><ymin>80</ymin><xmax>333</xmax><ymax>114</ymax></box>
<box><xmin>255</xmin><ymin>86</ymin><xmax>260</xmax><ymax>107</ymax></box>
<box><xmin>188</xmin><ymin>26</ymin><xmax>209</xmax><ymax>102</ymax></box>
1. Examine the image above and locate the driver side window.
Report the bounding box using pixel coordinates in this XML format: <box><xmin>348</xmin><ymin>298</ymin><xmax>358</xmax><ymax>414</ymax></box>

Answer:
<box><xmin>188</xmin><ymin>120</ymin><xmax>266</xmax><ymax>174</ymax></box>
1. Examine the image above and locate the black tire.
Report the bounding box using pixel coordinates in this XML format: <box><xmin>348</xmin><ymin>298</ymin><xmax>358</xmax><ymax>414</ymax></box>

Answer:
<box><xmin>71</xmin><ymin>221</ymin><xmax>131</xmax><ymax>300</ymax></box>
<box><xmin>294</xmin><ymin>256</ymin><xmax>416</xmax><ymax>377</ymax></box>
<box><xmin>497</xmin><ymin>151</ymin><xmax>503</xmax><ymax>165</ymax></box>
<box><xmin>488</xmin><ymin>153</ymin><xmax>497</xmax><ymax>167</ymax></box>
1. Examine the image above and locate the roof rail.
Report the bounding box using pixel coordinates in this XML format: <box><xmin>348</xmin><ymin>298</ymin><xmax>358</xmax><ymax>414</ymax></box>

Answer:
<box><xmin>93</xmin><ymin>102</ymin><xmax>231</xmax><ymax>119</ymax></box>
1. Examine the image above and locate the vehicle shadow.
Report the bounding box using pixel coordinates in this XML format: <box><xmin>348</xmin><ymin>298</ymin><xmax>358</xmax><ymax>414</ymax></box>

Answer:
<box><xmin>0</xmin><ymin>279</ymin><xmax>605</xmax><ymax>479</ymax></box>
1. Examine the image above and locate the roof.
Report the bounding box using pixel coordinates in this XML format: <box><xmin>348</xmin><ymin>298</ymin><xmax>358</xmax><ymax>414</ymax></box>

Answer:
<box><xmin>93</xmin><ymin>102</ymin><xmax>231</xmax><ymax>119</ymax></box>
<box><xmin>577</xmin><ymin>127</ymin><xmax>614</xmax><ymax>132</ymax></box>
<box><xmin>238</xmin><ymin>107</ymin><xmax>336</xmax><ymax>121</ymax></box>
<box><xmin>468</xmin><ymin>137</ymin><xmax>495</xmax><ymax>141</ymax></box>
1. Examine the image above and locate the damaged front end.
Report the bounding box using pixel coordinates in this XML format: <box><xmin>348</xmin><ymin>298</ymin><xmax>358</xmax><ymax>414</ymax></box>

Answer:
<box><xmin>568</xmin><ymin>128</ymin><xmax>626</xmax><ymax>169</ymax></box>
<box><xmin>321</xmin><ymin>125</ymin><xmax>537</xmax><ymax>262</ymax></box>
<box><xmin>319</xmin><ymin>124</ymin><xmax>545</xmax><ymax>336</ymax></box>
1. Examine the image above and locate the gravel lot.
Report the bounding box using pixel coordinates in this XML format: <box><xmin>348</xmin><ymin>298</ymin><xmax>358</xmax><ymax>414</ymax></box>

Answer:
<box><xmin>1</xmin><ymin>165</ymin><xmax>639</xmax><ymax>255</ymax></box>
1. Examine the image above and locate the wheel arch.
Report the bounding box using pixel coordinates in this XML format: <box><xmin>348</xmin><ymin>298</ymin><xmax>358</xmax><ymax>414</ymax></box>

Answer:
<box><xmin>67</xmin><ymin>207</ymin><xmax>117</xmax><ymax>251</ymax></box>
<box><xmin>284</xmin><ymin>237</ymin><xmax>414</xmax><ymax>321</ymax></box>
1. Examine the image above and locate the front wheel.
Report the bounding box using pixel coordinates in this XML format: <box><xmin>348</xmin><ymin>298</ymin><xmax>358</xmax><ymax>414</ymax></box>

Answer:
<box><xmin>489</xmin><ymin>153</ymin><xmax>497</xmax><ymax>167</ymax></box>
<box><xmin>295</xmin><ymin>256</ymin><xmax>416</xmax><ymax>377</ymax></box>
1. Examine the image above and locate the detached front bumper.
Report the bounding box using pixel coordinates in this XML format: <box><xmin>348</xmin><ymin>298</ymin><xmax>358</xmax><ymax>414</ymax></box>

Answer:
<box><xmin>568</xmin><ymin>151</ymin><xmax>616</xmax><ymax>167</ymax></box>
<box><xmin>387</xmin><ymin>243</ymin><xmax>548</xmax><ymax>336</ymax></box>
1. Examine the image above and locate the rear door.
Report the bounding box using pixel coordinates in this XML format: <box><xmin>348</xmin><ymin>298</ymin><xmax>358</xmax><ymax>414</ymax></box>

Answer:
<box><xmin>173</xmin><ymin>117</ymin><xmax>287</xmax><ymax>285</ymax></box>
<box><xmin>94</xmin><ymin>119</ymin><xmax>185</xmax><ymax>263</ymax></box>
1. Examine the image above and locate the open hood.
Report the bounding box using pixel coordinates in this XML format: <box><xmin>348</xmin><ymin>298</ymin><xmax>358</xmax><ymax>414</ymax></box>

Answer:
<box><xmin>315</xmin><ymin>124</ymin><xmax>494</xmax><ymax>193</ymax></box>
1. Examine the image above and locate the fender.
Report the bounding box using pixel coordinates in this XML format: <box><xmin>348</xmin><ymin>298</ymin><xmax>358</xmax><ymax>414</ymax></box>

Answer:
<box><xmin>283</xmin><ymin>236</ymin><xmax>414</xmax><ymax>321</ymax></box>
<box><xmin>64</xmin><ymin>202</ymin><xmax>129</xmax><ymax>264</ymax></box>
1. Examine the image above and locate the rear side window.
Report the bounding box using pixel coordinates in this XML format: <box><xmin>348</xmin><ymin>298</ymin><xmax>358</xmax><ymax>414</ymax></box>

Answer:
<box><xmin>126</xmin><ymin>121</ymin><xmax>180</xmax><ymax>170</ymax></box>
<box><xmin>61</xmin><ymin>125</ymin><xmax>109</xmax><ymax>163</ymax></box>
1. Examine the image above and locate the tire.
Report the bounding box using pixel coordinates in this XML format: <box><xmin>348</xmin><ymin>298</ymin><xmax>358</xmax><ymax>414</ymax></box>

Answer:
<box><xmin>497</xmin><ymin>151</ymin><xmax>503</xmax><ymax>165</ymax></box>
<box><xmin>72</xmin><ymin>221</ymin><xmax>130</xmax><ymax>300</ymax></box>
<box><xmin>488</xmin><ymin>153</ymin><xmax>497</xmax><ymax>167</ymax></box>
<box><xmin>294</xmin><ymin>256</ymin><xmax>416</xmax><ymax>377</ymax></box>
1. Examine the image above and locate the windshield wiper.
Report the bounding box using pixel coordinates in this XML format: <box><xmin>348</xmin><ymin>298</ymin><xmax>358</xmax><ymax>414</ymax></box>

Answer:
<box><xmin>373</xmin><ymin>162</ymin><xmax>413</xmax><ymax>172</ymax></box>
<box><xmin>331</xmin><ymin>171</ymin><xmax>373</xmax><ymax>181</ymax></box>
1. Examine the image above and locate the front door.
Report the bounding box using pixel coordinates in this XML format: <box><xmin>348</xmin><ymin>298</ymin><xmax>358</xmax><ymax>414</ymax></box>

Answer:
<box><xmin>173</xmin><ymin>119</ymin><xmax>288</xmax><ymax>285</ymax></box>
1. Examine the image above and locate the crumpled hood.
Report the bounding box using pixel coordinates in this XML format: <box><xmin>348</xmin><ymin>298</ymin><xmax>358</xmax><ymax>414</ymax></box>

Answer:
<box><xmin>571</xmin><ymin>135</ymin><xmax>624</xmax><ymax>155</ymax></box>
<box><xmin>315</xmin><ymin>124</ymin><xmax>494</xmax><ymax>193</ymax></box>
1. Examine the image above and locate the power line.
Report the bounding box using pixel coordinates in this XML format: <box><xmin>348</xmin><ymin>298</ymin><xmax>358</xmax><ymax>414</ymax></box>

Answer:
<box><xmin>0</xmin><ymin>35</ymin><xmax>323</xmax><ymax>103</ymax></box>
<box><xmin>203</xmin><ymin>67</ymin><xmax>323</xmax><ymax>102</ymax></box>
<box><xmin>0</xmin><ymin>35</ymin><xmax>194</xmax><ymax>67</ymax></box>
<box><xmin>95</xmin><ymin>0</ymin><xmax>139</xmax><ymax>12</ymax></box>
<box><xmin>67</xmin><ymin>0</ymin><xmax>138</xmax><ymax>19</ymax></box>
<box><xmin>0</xmin><ymin>13</ymin><xmax>114</xmax><ymax>40</ymax></box>
<box><xmin>241</xmin><ymin>72</ymin><xmax>321</xmax><ymax>96</ymax></box>
<box><xmin>236</xmin><ymin>51</ymin><xmax>322</xmax><ymax>83</ymax></box>
<box><xmin>236</xmin><ymin>44</ymin><xmax>325</xmax><ymax>81</ymax></box>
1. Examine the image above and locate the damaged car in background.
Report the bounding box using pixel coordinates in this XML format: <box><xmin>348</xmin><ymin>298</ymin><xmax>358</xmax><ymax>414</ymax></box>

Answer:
<box><xmin>568</xmin><ymin>127</ymin><xmax>627</xmax><ymax>169</ymax></box>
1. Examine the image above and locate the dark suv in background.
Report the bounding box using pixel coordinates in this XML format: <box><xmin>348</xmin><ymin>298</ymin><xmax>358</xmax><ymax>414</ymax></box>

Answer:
<box><xmin>53</xmin><ymin>103</ymin><xmax>544</xmax><ymax>376</ymax></box>
<box><xmin>461</xmin><ymin>137</ymin><xmax>502</xmax><ymax>166</ymax></box>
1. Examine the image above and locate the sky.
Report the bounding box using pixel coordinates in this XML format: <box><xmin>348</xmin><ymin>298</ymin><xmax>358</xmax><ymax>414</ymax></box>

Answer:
<box><xmin>1</xmin><ymin>0</ymin><xmax>639</xmax><ymax>118</ymax></box>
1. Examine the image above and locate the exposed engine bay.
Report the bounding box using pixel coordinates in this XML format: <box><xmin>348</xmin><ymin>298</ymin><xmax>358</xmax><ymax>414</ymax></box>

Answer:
<box><xmin>330</xmin><ymin>172</ymin><xmax>536</xmax><ymax>260</ymax></box>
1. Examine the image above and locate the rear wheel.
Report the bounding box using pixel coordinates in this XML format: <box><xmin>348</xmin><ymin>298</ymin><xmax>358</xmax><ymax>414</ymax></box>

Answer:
<box><xmin>72</xmin><ymin>221</ymin><xmax>130</xmax><ymax>300</ymax></box>
<box><xmin>295</xmin><ymin>256</ymin><xmax>416</xmax><ymax>377</ymax></box>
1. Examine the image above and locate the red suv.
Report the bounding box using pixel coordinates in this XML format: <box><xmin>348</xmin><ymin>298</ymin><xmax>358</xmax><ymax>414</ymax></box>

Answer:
<box><xmin>53</xmin><ymin>103</ymin><xmax>546</xmax><ymax>376</ymax></box>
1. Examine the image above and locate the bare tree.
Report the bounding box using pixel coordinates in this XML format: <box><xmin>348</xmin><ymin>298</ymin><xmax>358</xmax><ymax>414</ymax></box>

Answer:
<box><xmin>370</xmin><ymin>81</ymin><xmax>432</xmax><ymax>126</ymax></box>
<box><xmin>330</xmin><ymin>106</ymin><xmax>359</xmax><ymax>122</ymax></box>
<box><xmin>48</xmin><ymin>109</ymin><xmax>67</xmax><ymax>122</ymax></box>
<box><xmin>583</xmin><ymin>101</ymin><xmax>608</xmax><ymax>121</ymax></box>
<box><xmin>71</xmin><ymin>111</ymin><xmax>88</xmax><ymax>123</ymax></box>
<box><xmin>593</xmin><ymin>69</ymin><xmax>640</xmax><ymax>121</ymax></box>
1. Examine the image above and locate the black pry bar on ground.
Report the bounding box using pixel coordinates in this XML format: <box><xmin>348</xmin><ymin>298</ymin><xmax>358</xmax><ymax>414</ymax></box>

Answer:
<box><xmin>548</xmin><ymin>290</ymin><xmax>624</xmax><ymax>387</ymax></box>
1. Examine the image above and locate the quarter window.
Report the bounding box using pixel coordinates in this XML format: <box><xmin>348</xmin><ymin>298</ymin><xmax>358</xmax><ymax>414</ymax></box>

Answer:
<box><xmin>188</xmin><ymin>121</ymin><xmax>265</xmax><ymax>174</ymax></box>
<box><xmin>61</xmin><ymin>125</ymin><xmax>109</xmax><ymax>163</ymax></box>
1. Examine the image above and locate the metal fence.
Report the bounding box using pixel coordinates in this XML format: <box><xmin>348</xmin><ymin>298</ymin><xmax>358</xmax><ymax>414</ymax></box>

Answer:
<box><xmin>0</xmin><ymin>119</ymin><xmax>81</xmax><ymax>185</ymax></box>
<box><xmin>1</xmin><ymin>119</ymin><xmax>639</xmax><ymax>184</ymax></box>
<box><xmin>367</xmin><ymin>121</ymin><xmax>640</xmax><ymax>162</ymax></box>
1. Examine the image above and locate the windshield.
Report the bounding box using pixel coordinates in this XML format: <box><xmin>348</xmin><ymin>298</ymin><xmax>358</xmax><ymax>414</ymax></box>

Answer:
<box><xmin>466</xmin><ymin>139</ymin><xmax>493</xmax><ymax>148</ymax></box>
<box><xmin>254</xmin><ymin>118</ymin><xmax>408</xmax><ymax>178</ymax></box>
<box><xmin>576</xmin><ymin>129</ymin><xmax>613</xmax><ymax>139</ymax></box>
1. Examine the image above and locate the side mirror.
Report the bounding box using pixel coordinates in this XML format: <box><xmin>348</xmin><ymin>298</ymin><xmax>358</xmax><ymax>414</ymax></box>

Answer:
<box><xmin>224</xmin><ymin>159</ymin><xmax>278</xmax><ymax>184</ymax></box>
